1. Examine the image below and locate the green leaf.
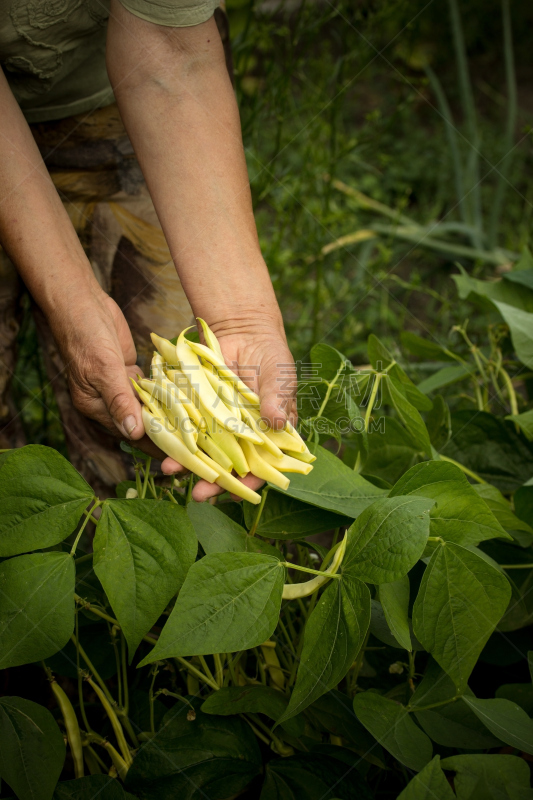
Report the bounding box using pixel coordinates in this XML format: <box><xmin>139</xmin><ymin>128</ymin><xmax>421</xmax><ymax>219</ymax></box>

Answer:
<box><xmin>411</xmin><ymin>660</ymin><xmax>502</xmax><ymax>749</ymax></box>
<box><xmin>94</xmin><ymin>499</ymin><xmax>197</xmax><ymax>658</ymax></box>
<box><xmin>390</xmin><ymin>461</ymin><xmax>509</xmax><ymax>546</ymax></box>
<box><xmin>0</xmin><ymin>696</ymin><xmax>65</xmax><ymax>800</ymax></box>
<box><xmin>352</xmin><ymin>692</ymin><xmax>432</xmax><ymax>771</ymax></box>
<box><xmin>462</xmin><ymin>696</ymin><xmax>533</xmax><ymax>755</ymax></box>
<box><xmin>298</xmin><ymin>344</ymin><xmax>364</xmax><ymax>430</ymax></box>
<box><xmin>368</xmin><ymin>334</ymin><xmax>433</xmax><ymax>411</ymax></box>
<box><xmin>0</xmin><ymin>445</ymin><xmax>93</xmax><ymax>557</ymax></box>
<box><xmin>496</xmin><ymin>684</ymin><xmax>533</xmax><ymax>715</ymax></box>
<box><xmin>125</xmin><ymin>702</ymin><xmax>261</xmax><ymax>800</ymax></box>
<box><xmin>412</xmin><ymin>543</ymin><xmax>511</xmax><ymax>690</ymax></box>
<box><xmin>361</xmin><ymin>417</ymin><xmax>424</xmax><ymax>486</ymax></box>
<box><xmin>276</xmin><ymin>444</ymin><xmax>384</xmax><ymax>518</ymax></box>
<box><xmin>279</xmin><ymin>575</ymin><xmax>370</xmax><ymax>723</ymax></box>
<box><xmin>472</xmin><ymin>484</ymin><xmax>533</xmax><ymax>544</ymax></box>
<box><xmin>506</xmin><ymin>409</ymin><xmax>533</xmax><ymax>440</ymax></box>
<box><xmin>343</xmin><ymin>496</ymin><xmax>433</xmax><ymax>584</ymax></box>
<box><xmin>401</xmin><ymin>332</ymin><xmax>456</xmax><ymax>361</ymax></box>
<box><xmin>493</xmin><ymin>301</ymin><xmax>533</xmax><ymax>369</ymax></box>
<box><xmin>442</xmin><ymin>411</ymin><xmax>533</xmax><ymax>493</ymax></box>
<box><xmin>201</xmin><ymin>686</ymin><xmax>303</xmax><ymax>737</ymax></box>
<box><xmin>453</xmin><ymin>267</ymin><xmax>533</xmax><ymax>312</ymax></box>
<box><xmin>260</xmin><ymin>753</ymin><xmax>373</xmax><ymax>800</ymax></box>
<box><xmin>370</xmin><ymin>599</ymin><xmax>423</xmax><ymax>650</ymax></box>
<box><xmin>187</xmin><ymin>501</ymin><xmax>280</xmax><ymax>557</ymax></box>
<box><xmin>505</xmin><ymin>269</ymin><xmax>533</xmax><ymax>291</ymax></box>
<box><xmin>397</xmin><ymin>756</ymin><xmax>455</xmax><ymax>800</ymax></box>
<box><xmin>305</xmin><ymin>690</ymin><xmax>382</xmax><ymax>757</ymax></box>
<box><xmin>242</xmin><ymin>491</ymin><xmax>350</xmax><ymax>539</ymax></box>
<box><xmin>139</xmin><ymin>553</ymin><xmax>285</xmax><ymax>663</ymax></box>
<box><xmin>379</xmin><ymin>576</ymin><xmax>411</xmax><ymax>650</ymax></box>
<box><xmin>0</xmin><ymin>553</ymin><xmax>75</xmax><ymax>668</ymax></box>
<box><xmin>387</xmin><ymin>378</ymin><xmax>432</xmax><ymax>454</ymax></box>
<box><xmin>53</xmin><ymin>776</ymin><xmax>127</xmax><ymax>799</ymax></box>
<box><xmin>425</xmin><ymin>395</ymin><xmax>452</xmax><ymax>450</ymax></box>
<box><xmin>417</xmin><ymin>363</ymin><xmax>472</xmax><ymax>395</ymax></box>
<box><xmin>441</xmin><ymin>754</ymin><xmax>533</xmax><ymax>800</ymax></box>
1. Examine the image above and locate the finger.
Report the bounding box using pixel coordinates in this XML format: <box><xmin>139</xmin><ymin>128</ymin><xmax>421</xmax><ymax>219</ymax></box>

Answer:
<box><xmin>92</xmin><ymin>365</ymin><xmax>145</xmax><ymax>441</ymax></box>
<box><xmin>161</xmin><ymin>456</ymin><xmax>189</xmax><ymax>475</ymax></box>
<box><xmin>192</xmin><ymin>479</ymin><xmax>226</xmax><ymax>503</ymax></box>
<box><xmin>259</xmin><ymin>351</ymin><xmax>297</xmax><ymax>431</ymax></box>
<box><xmin>229</xmin><ymin>473</ymin><xmax>265</xmax><ymax>502</ymax></box>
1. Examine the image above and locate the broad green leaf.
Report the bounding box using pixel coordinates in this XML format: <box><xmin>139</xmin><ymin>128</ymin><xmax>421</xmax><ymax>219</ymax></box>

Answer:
<box><xmin>512</xmin><ymin>246</ymin><xmax>533</xmax><ymax>272</ymax></box>
<box><xmin>343</xmin><ymin>496</ymin><xmax>433</xmax><ymax>583</ymax></box>
<box><xmin>260</xmin><ymin>753</ymin><xmax>373</xmax><ymax>800</ymax></box>
<box><xmin>400</xmin><ymin>332</ymin><xmax>456</xmax><ymax>361</ymax></box>
<box><xmin>506</xmin><ymin>408</ymin><xmax>533</xmax><ymax>440</ymax></box>
<box><xmin>242</xmin><ymin>491</ymin><xmax>350</xmax><ymax>539</ymax></box>
<box><xmin>187</xmin><ymin>501</ymin><xmax>279</xmax><ymax>557</ymax></box>
<box><xmin>417</xmin><ymin>363</ymin><xmax>472</xmax><ymax>395</ymax></box>
<box><xmin>0</xmin><ymin>553</ymin><xmax>75</xmax><ymax>668</ymax></box>
<box><xmin>0</xmin><ymin>445</ymin><xmax>93</xmax><ymax>557</ymax></box>
<box><xmin>462</xmin><ymin>696</ymin><xmax>533</xmax><ymax>755</ymax></box>
<box><xmin>505</xmin><ymin>268</ymin><xmax>533</xmax><ymax>291</ymax></box>
<box><xmin>496</xmin><ymin>684</ymin><xmax>533</xmax><ymax>715</ymax></box>
<box><xmin>493</xmin><ymin>301</ymin><xmax>533</xmax><ymax>369</ymax></box>
<box><xmin>368</xmin><ymin>334</ymin><xmax>432</xmax><ymax>411</ymax></box>
<box><xmin>442</xmin><ymin>411</ymin><xmax>533</xmax><ymax>493</ymax></box>
<box><xmin>397</xmin><ymin>756</ymin><xmax>455</xmax><ymax>800</ymax></box>
<box><xmin>46</xmin><ymin>623</ymin><xmax>118</xmax><ymax>680</ymax></box>
<box><xmin>453</xmin><ymin>267</ymin><xmax>533</xmax><ymax>312</ymax></box>
<box><xmin>390</xmin><ymin>461</ymin><xmax>510</xmax><ymax>546</ymax></box>
<box><xmin>387</xmin><ymin>378</ymin><xmax>432</xmax><ymax>454</ymax></box>
<box><xmin>441</xmin><ymin>754</ymin><xmax>533</xmax><ymax>800</ymax></box>
<box><xmin>201</xmin><ymin>686</ymin><xmax>303</xmax><ymax>737</ymax></box>
<box><xmin>305</xmin><ymin>690</ymin><xmax>383</xmax><ymax>758</ymax></box>
<box><xmin>352</xmin><ymin>692</ymin><xmax>432</xmax><ymax>771</ymax></box>
<box><xmin>139</xmin><ymin>553</ymin><xmax>285</xmax><ymax>663</ymax></box>
<box><xmin>412</xmin><ymin>543</ymin><xmax>511</xmax><ymax>690</ymax></box>
<box><xmin>94</xmin><ymin>499</ymin><xmax>197</xmax><ymax>657</ymax></box>
<box><xmin>53</xmin><ymin>776</ymin><xmax>128</xmax><ymax>799</ymax></box>
<box><xmin>472</xmin><ymin>484</ymin><xmax>533</xmax><ymax>545</ymax></box>
<box><xmin>279</xmin><ymin>575</ymin><xmax>370</xmax><ymax>723</ymax></box>
<box><xmin>361</xmin><ymin>417</ymin><xmax>424</xmax><ymax>485</ymax></box>
<box><xmin>369</xmin><ymin>599</ymin><xmax>424</xmax><ymax>650</ymax></box>
<box><xmin>425</xmin><ymin>394</ymin><xmax>452</xmax><ymax>450</ymax></box>
<box><xmin>125</xmin><ymin>702</ymin><xmax>261</xmax><ymax>800</ymax></box>
<box><xmin>411</xmin><ymin>661</ymin><xmax>501</xmax><ymax>749</ymax></box>
<box><xmin>0</xmin><ymin>696</ymin><xmax>65</xmax><ymax>800</ymax></box>
<box><xmin>379</xmin><ymin>576</ymin><xmax>411</xmax><ymax>650</ymax></box>
<box><xmin>276</xmin><ymin>444</ymin><xmax>384</xmax><ymax>518</ymax></box>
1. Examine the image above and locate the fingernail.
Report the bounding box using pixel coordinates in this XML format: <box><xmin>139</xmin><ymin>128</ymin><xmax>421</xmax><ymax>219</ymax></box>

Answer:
<box><xmin>122</xmin><ymin>415</ymin><xmax>138</xmax><ymax>437</ymax></box>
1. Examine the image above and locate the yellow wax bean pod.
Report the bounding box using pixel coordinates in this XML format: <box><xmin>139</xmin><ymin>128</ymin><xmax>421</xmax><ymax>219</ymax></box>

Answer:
<box><xmin>202</xmin><ymin>363</ymin><xmax>242</xmax><ymax>421</ymax></box>
<box><xmin>247</xmin><ymin>407</ymin><xmax>306</xmax><ymax>453</ymax></box>
<box><xmin>165</xmin><ymin>371</ymin><xmax>205</xmax><ymax>426</ymax></box>
<box><xmin>141</xmin><ymin>407</ymin><xmax>219</xmax><ymax>483</ymax></box>
<box><xmin>131</xmin><ymin>378</ymin><xmax>166</xmax><ymax>421</ymax></box>
<box><xmin>282</xmin><ymin>536</ymin><xmax>347</xmax><ymax>600</ymax></box>
<box><xmin>283</xmin><ymin>449</ymin><xmax>317</xmax><ymax>464</ymax></box>
<box><xmin>186</xmin><ymin>338</ymin><xmax>261</xmax><ymax>406</ymax></box>
<box><xmin>151</xmin><ymin>351</ymin><xmax>165</xmax><ymax>380</ymax></box>
<box><xmin>194</xmin><ymin>450</ymin><xmax>261</xmax><ymax>505</ymax></box>
<box><xmin>237</xmin><ymin>399</ymin><xmax>284</xmax><ymax>459</ymax></box>
<box><xmin>202</xmin><ymin>407</ymin><xmax>249</xmax><ymax>477</ymax></box>
<box><xmin>140</xmin><ymin>376</ymin><xmax>198</xmax><ymax>454</ymax></box>
<box><xmin>196</xmin><ymin>428</ymin><xmax>233</xmax><ymax>472</ymax></box>
<box><xmin>150</xmin><ymin>332</ymin><xmax>179</xmax><ymax>369</ymax></box>
<box><xmin>177</xmin><ymin>330</ymin><xmax>260</xmax><ymax>442</ymax></box>
<box><xmin>284</xmin><ymin>418</ymin><xmax>309</xmax><ymax>452</ymax></box>
<box><xmin>240</xmin><ymin>440</ymin><xmax>290</xmax><ymax>491</ymax></box>
<box><xmin>259</xmin><ymin>449</ymin><xmax>313</xmax><ymax>475</ymax></box>
<box><xmin>197</xmin><ymin>317</ymin><xmax>223</xmax><ymax>360</ymax></box>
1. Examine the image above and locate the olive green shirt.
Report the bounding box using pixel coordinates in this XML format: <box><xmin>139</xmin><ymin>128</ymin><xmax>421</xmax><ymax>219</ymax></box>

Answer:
<box><xmin>0</xmin><ymin>0</ymin><xmax>219</xmax><ymax>122</ymax></box>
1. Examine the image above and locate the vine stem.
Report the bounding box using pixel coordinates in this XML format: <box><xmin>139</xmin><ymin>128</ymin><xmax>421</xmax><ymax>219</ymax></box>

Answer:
<box><xmin>141</xmin><ymin>457</ymin><xmax>152</xmax><ymax>499</ymax></box>
<box><xmin>70</xmin><ymin>500</ymin><xmax>101</xmax><ymax>556</ymax></box>
<box><xmin>316</xmin><ymin>362</ymin><xmax>346</xmax><ymax>420</ymax></box>
<box><xmin>282</xmin><ymin>561</ymin><xmax>341</xmax><ymax>579</ymax></box>
<box><xmin>438</xmin><ymin>454</ymin><xmax>487</xmax><ymax>484</ymax></box>
<box><xmin>249</xmin><ymin>486</ymin><xmax>269</xmax><ymax>536</ymax></box>
<box><xmin>353</xmin><ymin>371</ymin><xmax>382</xmax><ymax>472</ymax></box>
<box><xmin>174</xmin><ymin>657</ymin><xmax>219</xmax><ymax>692</ymax></box>
<box><xmin>500</xmin><ymin>564</ymin><xmax>533</xmax><ymax>569</ymax></box>
<box><xmin>407</xmin><ymin>695</ymin><xmax>462</xmax><ymax>712</ymax></box>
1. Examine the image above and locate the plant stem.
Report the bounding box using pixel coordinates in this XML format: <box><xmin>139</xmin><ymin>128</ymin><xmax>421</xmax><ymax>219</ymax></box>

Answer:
<box><xmin>407</xmin><ymin>695</ymin><xmax>462</xmax><ymax>712</ymax></box>
<box><xmin>282</xmin><ymin>561</ymin><xmax>341</xmax><ymax>579</ymax></box>
<box><xmin>174</xmin><ymin>657</ymin><xmax>219</xmax><ymax>692</ymax></box>
<box><xmin>70</xmin><ymin>501</ymin><xmax>100</xmax><ymax>556</ymax></box>
<box><xmin>213</xmin><ymin>653</ymin><xmax>224</xmax><ymax>687</ymax></box>
<box><xmin>86</xmin><ymin>677</ymin><xmax>132</xmax><ymax>767</ymax></box>
<box><xmin>141</xmin><ymin>457</ymin><xmax>152</xmax><ymax>499</ymax></box>
<box><xmin>74</xmin><ymin>552</ymin><xmax>93</xmax><ymax>566</ymax></box>
<box><xmin>500</xmin><ymin>564</ymin><xmax>533</xmax><ymax>569</ymax></box>
<box><xmin>148</xmin><ymin>665</ymin><xmax>159</xmax><ymax>735</ymax></box>
<box><xmin>249</xmin><ymin>486</ymin><xmax>269</xmax><ymax>536</ymax></box>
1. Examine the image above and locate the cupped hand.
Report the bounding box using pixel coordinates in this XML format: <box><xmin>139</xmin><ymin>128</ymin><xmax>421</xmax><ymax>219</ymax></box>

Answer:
<box><xmin>161</xmin><ymin>324</ymin><xmax>297</xmax><ymax>502</ymax></box>
<box><xmin>48</xmin><ymin>287</ymin><xmax>162</xmax><ymax>457</ymax></box>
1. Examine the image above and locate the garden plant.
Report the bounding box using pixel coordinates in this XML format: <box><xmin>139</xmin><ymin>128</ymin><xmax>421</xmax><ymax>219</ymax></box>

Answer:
<box><xmin>2</xmin><ymin>259</ymin><xmax>533</xmax><ymax>798</ymax></box>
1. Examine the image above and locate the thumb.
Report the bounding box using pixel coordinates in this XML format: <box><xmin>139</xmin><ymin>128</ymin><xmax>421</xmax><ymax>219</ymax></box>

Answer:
<box><xmin>97</xmin><ymin>366</ymin><xmax>144</xmax><ymax>440</ymax></box>
<box><xmin>258</xmin><ymin>353</ymin><xmax>297</xmax><ymax>431</ymax></box>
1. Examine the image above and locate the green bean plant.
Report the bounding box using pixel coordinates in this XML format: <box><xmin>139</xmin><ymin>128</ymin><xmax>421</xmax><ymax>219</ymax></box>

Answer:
<box><xmin>3</xmin><ymin>267</ymin><xmax>533</xmax><ymax>797</ymax></box>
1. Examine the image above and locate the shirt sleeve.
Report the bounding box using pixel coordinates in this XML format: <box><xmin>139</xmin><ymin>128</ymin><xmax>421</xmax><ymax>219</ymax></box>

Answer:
<box><xmin>117</xmin><ymin>0</ymin><xmax>220</xmax><ymax>28</ymax></box>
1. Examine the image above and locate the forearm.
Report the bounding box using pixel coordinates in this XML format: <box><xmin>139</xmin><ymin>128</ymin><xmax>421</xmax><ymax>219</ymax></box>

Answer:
<box><xmin>106</xmin><ymin>6</ymin><xmax>284</xmax><ymax>339</ymax></box>
<box><xmin>0</xmin><ymin>71</ymin><xmax>102</xmax><ymax>318</ymax></box>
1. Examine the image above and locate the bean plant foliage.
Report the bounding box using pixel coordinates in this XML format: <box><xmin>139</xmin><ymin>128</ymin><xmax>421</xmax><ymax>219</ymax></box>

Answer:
<box><xmin>3</xmin><ymin>274</ymin><xmax>533</xmax><ymax>798</ymax></box>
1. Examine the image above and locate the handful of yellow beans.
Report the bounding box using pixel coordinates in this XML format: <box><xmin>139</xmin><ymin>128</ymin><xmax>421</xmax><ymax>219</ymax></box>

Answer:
<box><xmin>132</xmin><ymin>319</ymin><xmax>314</xmax><ymax>504</ymax></box>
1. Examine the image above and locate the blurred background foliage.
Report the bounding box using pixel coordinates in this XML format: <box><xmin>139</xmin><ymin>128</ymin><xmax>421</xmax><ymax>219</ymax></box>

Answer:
<box><xmin>13</xmin><ymin>0</ymin><xmax>533</xmax><ymax>447</ymax></box>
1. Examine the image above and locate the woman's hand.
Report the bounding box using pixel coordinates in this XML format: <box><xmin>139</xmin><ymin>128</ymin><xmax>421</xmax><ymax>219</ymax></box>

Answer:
<box><xmin>161</xmin><ymin>322</ymin><xmax>297</xmax><ymax>502</ymax></box>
